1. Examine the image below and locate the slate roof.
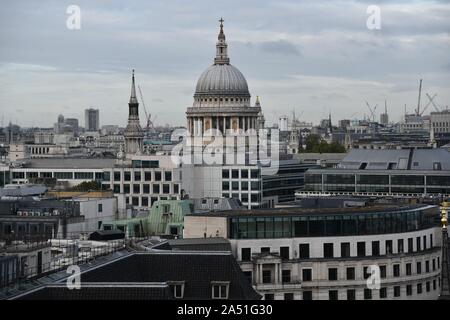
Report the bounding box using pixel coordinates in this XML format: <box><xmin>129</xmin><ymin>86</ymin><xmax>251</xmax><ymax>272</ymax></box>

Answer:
<box><xmin>14</xmin><ymin>252</ymin><xmax>261</xmax><ymax>300</ymax></box>
<box><xmin>161</xmin><ymin>238</ymin><xmax>232</xmax><ymax>252</ymax></box>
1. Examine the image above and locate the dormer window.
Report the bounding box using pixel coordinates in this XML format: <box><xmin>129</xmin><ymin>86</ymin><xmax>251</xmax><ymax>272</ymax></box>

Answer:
<box><xmin>433</xmin><ymin>162</ymin><xmax>442</xmax><ymax>170</ymax></box>
<box><xmin>169</xmin><ymin>281</ymin><xmax>185</xmax><ymax>299</ymax></box>
<box><xmin>211</xmin><ymin>281</ymin><xmax>229</xmax><ymax>299</ymax></box>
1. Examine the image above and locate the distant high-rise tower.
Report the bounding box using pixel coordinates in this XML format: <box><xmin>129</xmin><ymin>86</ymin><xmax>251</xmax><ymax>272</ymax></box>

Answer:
<box><xmin>85</xmin><ymin>108</ymin><xmax>99</xmax><ymax>132</ymax></box>
<box><xmin>124</xmin><ymin>70</ymin><xmax>144</xmax><ymax>155</ymax></box>
<box><xmin>380</xmin><ymin>100</ymin><xmax>389</xmax><ymax>125</ymax></box>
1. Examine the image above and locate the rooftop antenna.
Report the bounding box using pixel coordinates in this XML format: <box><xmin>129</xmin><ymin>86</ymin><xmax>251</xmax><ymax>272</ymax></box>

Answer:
<box><xmin>416</xmin><ymin>79</ymin><xmax>422</xmax><ymax>116</ymax></box>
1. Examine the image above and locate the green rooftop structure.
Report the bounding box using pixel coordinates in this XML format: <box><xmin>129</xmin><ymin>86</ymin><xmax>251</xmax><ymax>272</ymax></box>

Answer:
<box><xmin>101</xmin><ymin>200</ymin><xmax>194</xmax><ymax>238</ymax></box>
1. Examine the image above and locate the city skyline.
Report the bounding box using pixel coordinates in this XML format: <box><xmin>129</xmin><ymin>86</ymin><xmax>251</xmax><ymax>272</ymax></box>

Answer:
<box><xmin>0</xmin><ymin>0</ymin><xmax>449</xmax><ymax>128</ymax></box>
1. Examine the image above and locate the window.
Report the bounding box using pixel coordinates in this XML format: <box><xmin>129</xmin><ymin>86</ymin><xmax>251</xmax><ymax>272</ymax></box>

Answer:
<box><xmin>398</xmin><ymin>239</ymin><xmax>404</xmax><ymax>253</ymax></box>
<box><xmin>241</xmin><ymin>170</ymin><xmax>248</xmax><ymax>178</ymax></box>
<box><xmin>141</xmin><ymin>197</ymin><xmax>148</xmax><ymax>207</ymax></box>
<box><xmin>385</xmin><ymin>240</ymin><xmax>393</xmax><ymax>255</ymax></box>
<box><xmin>284</xmin><ymin>293</ymin><xmax>294</xmax><ymax>300</ymax></box>
<box><xmin>143</xmin><ymin>184</ymin><xmax>150</xmax><ymax>194</ymax></box>
<box><xmin>170</xmin><ymin>282</ymin><xmax>185</xmax><ymax>299</ymax></box>
<box><xmin>98</xmin><ymin>203</ymin><xmax>103</xmax><ymax>212</ymax></box>
<box><xmin>144</xmin><ymin>172</ymin><xmax>152</xmax><ymax>181</ymax></box>
<box><xmin>133</xmin><ymin>184</ymin><xmax>140</xmax><ymax>194</ymax></box>
<box><xmin>329</xmin><ymin>290</ymin><xmax>338</xmax><ymax>300</ymax></box>
<box><xmin>303</xmin><ymin>291</ymin><xmax>313</xmax><ymax>300</ymax></box>
<box><xmin>357</xmin><ymin>242</ymin><xmax>366</xmax><ymax>257</ymax></box>
<box><xmin>264</xmin><ymin>294</ymin><xmax>274</xmax><ymax>300</ymax></box>
<box><xmin>425</xmin><ymin>260</ymin><xmax>430</xmax><ymax>273</ymax></box>
<box><xmin>417</xmin><ymin>283</ymin><xmax>422</xmax><ymax>294</ymax></box>
<box><xmin>123</xmin><ymin>184</ymin><xmax>130</xmax><ymax>194</ymax></box>
<box><xmin>250</xmin><ymin>169</ymin><xmax>258</xmax><ymax>179</ymax></box>
<box><xmin>154</xmin><ymin>171</ymin><xmax>162</xmax><ymax>181</ymax></box>
<box><xmin>222</xmin><ymin>170</ymin><xmax>229</xmax><ymax>178</ymax></box>
<box><xmin>222</xmin><ymin>181</ymin><xmax>229</xmax><ymax>190</ymax></box>
<box><xmin>164</xmin><ymin>171</ymin><xmax>172</xmax><ymax>181</ymax></box>
<box><xmin>241</xmin><ymin>248</ymin><xmax>251</xmax><ymax>261</ymax></box>
<box><xmin>153</xmin><ymin>184</ymin><xmax>160</xmax><ymax>194</ymax></box>
<box><xmin>232</xmin><ymin>181</ymin><xmax>239</xmax><ymax>190</ymax></box>
<box><xmin>124</xmin><ymin>171</ymin><xmax>131</xmax><ymax>181</ymax></box>
<box><xmin>346</xmin><ymin>267</ymin><xmax>355</xmax><ymax>280</ymax></box>
<box><xmin>393</xmin><ymin>264</ymin><xmax>400</xmax><ymax>277</ymax></box>
<box><xmin>114</xmin><ymin>171</ymin><xmax>121</xmax><ymax>181</ymax></box>
<box><xmin>280</xmin><ymin>247</ymin><xmax>290</xmax><ymax>260</ymax></box>
<box><xmin>324</xmin><ymin>243</ymin><xmax>334</xmax><ymax>258</ymax></box>
<box><xmin>408</xmin><ymin>238</ymin><xmax>413</xmax><ymax>253</ymax></box>
<box><xmin>433</xmin><ymin>280</ymin><xmax>437</xmax><ymax>290</ymax></box>
<box><xmin>347</xmin><ymin>289</ymin><xmax>356</xmax><ymax>300</ymax></box>
<box><xmin>132</xmin><ymin>197</ymin><xmax>139</xmax><ymax>206</ymax></box>
<box><xmin>212</xmin><ymin>282</ymin><xmax>229</xmax><ymax>299</ymax></box>
<box><xmin>380</xmin><ymin>265</ymin><xmax>387</xmax><ymax>278</ymax></box>
<box><xmin>299</xmin><ymin>244</ymin><xmax>310</xmax><ymax>259</ymax></box>
<box><xmin>262</xmin><ymin>270</ymin><xmax>271</xmax><ymax>284</ymax></box>
<box><xmin>423</xmin><ymin>235</ymin><xmax>427</xmax><ymax>250</ymax></box>
<box><xmin>416</xmin><ymin>237</ymin><xmax>421</xmax><ymax>252</ymax></box>
<box><xmin>380</xmin><ymin>287</ymin><xmax>387</xmax><ymax>299</ymax></box>
<box><xmin>302</xmin><ymin>269</ymin><xmax>312</xmax><ymax>281</ymax></box>
<box><xmin>433</xmin><ymin>259</ymin><xmax>436</xmax><ymax>271</ymax></box>
<box><xmin>394</xmin><ymin>286</ymin><xmax>401</xmax><ymax>297</ymax></box>
<box><xmin>282</xmin><ymin>270</ymin><xmax>291</xmax><ymax>283</ymax></box>
<box><xmin>372</xmin><ymin>241</ymin><xmax>380</xmax><ymax>256</ymax></box>
<box><xmin>363</xmin><ymin>266</ymin><xmax>370</xmax><ymax>280</ymax></box>
<box><xmin>328</xmin><ymin>268</ymin><xmax>338</xmax><ymax>281</ymax></box>
<box><xmin>406</xmin><ymin>263</ymin><xmax>412</xmax><ymax>276</ymax></box>
<box><xmin>417</xmin><ymin>261</ymin><xmax>422</xmax><ymax>274</ymax></box>
<box><xmin>426</xmin><ymin>282</ymin><xmax>430</xmax><ymax>292</ymax></box>
<box><xmin>406</xmin><ymin>285</ymin><xmax>412</xmax><ymax>296</ymax></box>
<box><xmin>163</xmin><ymin>184</ymin><xmax>170</xmax><ymax>194</ymax></box>
<box><xmin>364</xmin><ymin>289</ymin><xmax>372</xmax><ymax>300</ymax></box>
<box><xmin>232</xmin><ymin>170</ymin><xmax>239</xmax><ymax>179</ymax></box>
<box><xmin>134</xmin><ymin>171</ymin><xmax>141</xmax><ymax>181</ymax></box>
<box><xmin>341</xmin><ymin>242</ymin><xmax>350</xmax><ymax>258</ymax></box>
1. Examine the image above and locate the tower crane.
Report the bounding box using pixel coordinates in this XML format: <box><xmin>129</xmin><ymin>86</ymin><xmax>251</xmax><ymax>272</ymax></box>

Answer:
<box><xmin>365</xmin><ymin>101</ymin><xmax>378</xmax><ymax>122</ymax></box>
<box><xmin>138</xmin><ymin>85</ymin><xmax>156</xmax><ymax>132</ymax></box>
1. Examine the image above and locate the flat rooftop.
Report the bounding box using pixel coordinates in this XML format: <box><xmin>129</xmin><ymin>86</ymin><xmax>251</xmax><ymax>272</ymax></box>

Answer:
<box><xmin>187</xmin><ymin>204</ymin><xmax>437</xmax><ymax>217</ymax></box>
<box><xmin>14</xmin><ymin>158</ymin><xmax>116</xmax><ymax>169</ymax></box>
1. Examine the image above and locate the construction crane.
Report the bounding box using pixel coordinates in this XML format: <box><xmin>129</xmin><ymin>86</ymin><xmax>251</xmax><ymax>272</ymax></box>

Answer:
<box><xmin>138</xmin><ymin>85</ymin><xmax>156</xmax><ymax>132</ymax></box>
<box><xmin>416</xmin><ymin>79</ymin><xmax>423</xmax><ymax>116</ymax></box>
<box><xmin>426</xmin><ymin>93</ymin><xmax>442</xmax><ymax>113</ymax></box>
<box><xmin>365</xmin><ymin>101</ymin><xmax>378</xmax><ymax>122</ymax></box>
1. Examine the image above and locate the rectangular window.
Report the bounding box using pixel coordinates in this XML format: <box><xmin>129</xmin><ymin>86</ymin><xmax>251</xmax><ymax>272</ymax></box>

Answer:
<box><xmin>380</xmin><ymin>265</ymin><xmax>387</xmax><ymax>278</ymax></box>
<box><xmin>143</xmin><ymin>184</ymin><xmax>150</xmax><ymax>194</ymax></box>
<box><xmin>262</xmin><ymin>270</ymin><xmax>271</xmax><ymax>284</ymax></box>
<box><xmin>324</xmin><ymin>243</ymin><xmax>334</xmax><ymax>258</ymax></box>
<box><xmin>303</xmin><ymin>291</ymin><xmax>312</xmax><ymax>300</ymax></box>
<box><xmin>282</xmin><ymin>270</ymin><xmax>291</xmax><ymax>283</ymax></box>
<box><xmin>408</xmin><ymin>238</ymin><xmax>414</xmax><ymax>252</ymax></box>
<box><xmin>417</xmin><ymin>283</ymin><xmax>422</xmax><ymax>294</ymax></box>
<box><xmin>341</xmin><ymin>242</ymin><xmax>350</xmax><ymax>258</ymax></box>
<box><xmin>329</xmin><ymin>290</ymin><xmax>338</xmax><ymax>301</ymax></box>
<box><xmin>416</xmin><ymin>237</ymin><xmax>421</xmax><ymax>252</ymax></box>
<box><xmin>394</xmin><ymin>286</ymin><xmax>401</xmax><ymax>297</ymax></box>
<box><xmin>372</xmin><ymin>241</ymin><xmax>380</xmax><ymax>256</ymax></box>
<box><xmin>284</xmin><ymin>293</ymin><xmax>294</xmax><ymax>300</ymax></box>
<box><xmin>302</xmin><ymin>269</ymin><xmax>312</xmax><ymax>281</ymax></box>
<box><xmin>364</xmin><ymin>289</ymin><xmax>372</xmax><ymax>300</ymax></box>
<box><xmin>363</xmin><ymin>266</ymin><xmax>370</xmax><ymax>279</ymax></box>
<box><xmin>144</xmin><ymin>172</ymin><xmax>152</xmax><ymax>181</ymax></box>
<box><xmin>346</xmin><ymin>267</ymin><xmax>355</xmax><ymax>280</ymax></box>
<box><xmin>393</xmin><ymin>264</ymin><xmax>400</xmax><ymax>277</ymax></box>
<box><xmin>114</xmin><ymin>171</ymin><xmax>121</xmax><ymax>181</ymax></box>
<box><xmin>357</xmin><ymin>242</ymin><xmax>366</xmax><ymax>257</ymax></box>
<box><xmin>124</xmin><ymin>171</ymin><xmax>131</xmax><ymax>181</ymax></box>
<box><xmin>241</xmin><ymin>248</ymin><xmax>251</xmax><ymax>261</ymax></box>
<box><xmin>98</xmin><ymin>204</ymin><xmax>103</xmax><ymax>213</ymax></box>
<box><xmin>406</xmin><ymin>263</ymin><xmax>412</xmax><ymax>276</ymax></box>
<box><xmin>380</xmin><ymin>287</ymin><xmax>387</xmax><ymax>299</ymax></box>
<box><xmin>398</xmin><ymin>239</ymin><xmax>404</xmax><ymax>253</ymax></box>
<box><xmin>426</xmin><ymin>282</ymin><xmax>430</xmax><ymax>292</ymax></box>
<box><xmin>141</xmin><ymin>197</ymin><xmax>148</xmax><ymax>207</ymax></box>
<box><xmin>299</xmin><ymin>244</ymin><xmax>310</xmax><ymax>259</ymax></box>
<box><xmin>347</xmin><ymin>289</ymin><xmax>355</xmax><ymax>300</ymax></box>
<box><xmin>417</xmin><ymin>261</ymin><xmax>422</xmax><ymax>274</ymax></box>
<box><xmin>280</xmin><ymin>246</ymin><xmax>290</xmax><ymax>260</ymax></box>
<box><xmin>153</xmin><ymin>184</ymin><xmax>160</xmax><ymax>194</ymax></box>
<box><xmin>163</xmin><ymin>184</ymin><xmax>170</xmax><ymax>194</ymax></box>
<box><xmin>154</xmin><ymin>171</ymin><xmax>162</xmax><ymax>181</ymax></box>
<box><xmin>134</xmin><ymin>171</ymin><xmax>141</xmax><ymax>181</ymax></box>
<box><xmin>164</xmin><ymin>171</ymin><xmax>172</xmax><ymax>181</ymax></box>
<box><xmin>406</xmin><ymin>285</ymin><xmax>412</xmax><ymax>296</ymax></box>
<box><xmin>133</xmin><ymin>184</ymin><xmax>140</xmax><ymax>194</ymax></box>
<box><xmin>385</xmin><ymin>240</ymin><xmax>393</xmax><ymax>255</ymax></box>
<box><xmin>328</xmin><ymin>268</ymin><xmax>338</xmax><ymax>281</ymax></box>
<box><xmin>222</xmin><ymin>170</ymin><xmax>229</xmax><ymax>178</ymax></box>
<box><xmin>231</xmin><ymin>170</ymin><xmax>239</xmax><ymax>179</ymax></box>
<box><xmin>212</xmin><ymin>283</ymin><xmax>229</xmax><ymax>299</ymax></box>
<box><xmin>241</xmin><ymin>170</ymin><xmax>248</xmax><ymax>178</ymax></box>
<box><xmin>425</xmin><ymin>260</ymin><xmax>430</xmax><ymax>273</ymax></box>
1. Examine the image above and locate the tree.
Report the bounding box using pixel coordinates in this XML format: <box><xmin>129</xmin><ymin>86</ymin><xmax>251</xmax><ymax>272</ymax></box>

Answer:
<box><xmin>72</xmin><ymin>180</ymin><xmax>102</xmax><ymax>192</ymax></box>
<box><xmin>303</xmin><ymin>134</ymin><xmax>346</xmax><ymax>153</ymax></box>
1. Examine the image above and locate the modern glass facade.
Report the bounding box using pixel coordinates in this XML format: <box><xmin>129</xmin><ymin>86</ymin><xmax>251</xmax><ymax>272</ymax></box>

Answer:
<box><xmin>305</xmin><ymin>171</ymin><xmax>450</xmax><ymax>195</ymax></box>
<box><xmin>228</xmin><ymin>207</ymin><xmax>437</xmax><ymax>239</ymax></box>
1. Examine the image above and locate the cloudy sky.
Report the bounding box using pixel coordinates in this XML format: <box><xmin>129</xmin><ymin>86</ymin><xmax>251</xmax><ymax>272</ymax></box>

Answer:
<box><xmin>0</xmin><ymin>0</ymin><xmax>449</xmax><ymax>128</ymax></box>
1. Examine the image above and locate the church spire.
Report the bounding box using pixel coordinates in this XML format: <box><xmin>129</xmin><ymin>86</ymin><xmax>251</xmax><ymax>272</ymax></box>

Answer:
<box><xmin>129</xmin><ymin>69</ymin><xmax>138</xmax><ymax>104</ymax></box>
<box><xmin>214</xmin><ymin>18</ymin><xmax>230</xmax><ymax>65</ymax></box>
